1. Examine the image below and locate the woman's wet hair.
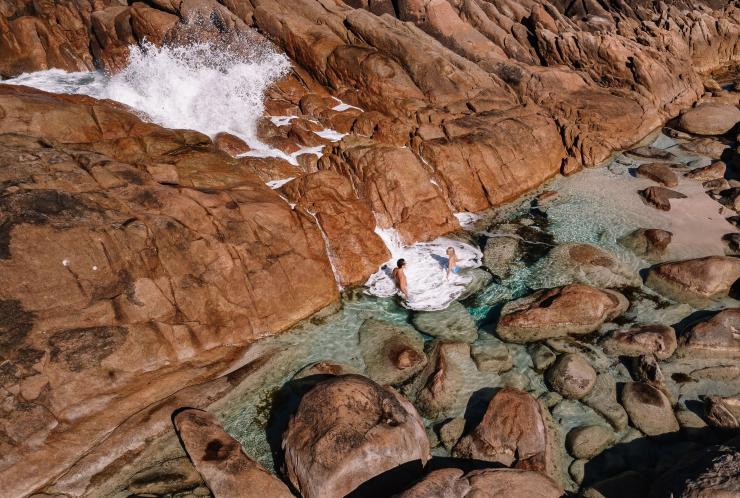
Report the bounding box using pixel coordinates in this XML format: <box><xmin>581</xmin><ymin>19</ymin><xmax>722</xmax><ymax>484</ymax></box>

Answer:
<box><xmin>397</xmin><ymin>258</ymin><xmax>406</xmax><ymax>268</ymax></box>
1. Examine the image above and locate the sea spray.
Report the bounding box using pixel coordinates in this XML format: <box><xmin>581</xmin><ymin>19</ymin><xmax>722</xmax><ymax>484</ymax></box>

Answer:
<box><xmin>3</xmin><ymin>39</ymin><xmax>291</xmax><ymax>149</ymax></box>
<box><xmin>364</xmin><ymin>228</ymin><xmax>483</xmax><ymax>311</ymax></box>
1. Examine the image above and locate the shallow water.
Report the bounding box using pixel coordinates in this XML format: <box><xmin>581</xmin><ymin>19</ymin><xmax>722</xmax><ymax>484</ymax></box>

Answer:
<box><xmin>215</xmin><ymin>130</ymin><xmax>739</xmax><ymax>485</ymax></box>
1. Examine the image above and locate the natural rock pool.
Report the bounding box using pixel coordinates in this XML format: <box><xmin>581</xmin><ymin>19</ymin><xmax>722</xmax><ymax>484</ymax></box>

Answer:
<box><xmin>212</xmin><ymin>127</ymin><xmax>740</xmax><ymax>492</ymax></box>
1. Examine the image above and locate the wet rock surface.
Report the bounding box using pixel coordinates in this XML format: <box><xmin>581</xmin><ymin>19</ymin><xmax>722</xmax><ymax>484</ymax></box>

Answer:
<box><xmin>645</xmin><ymin>256</ymin><xmax>740</xmax><ymax>306</ymax></box>
<box><xmin>621</xmin><ymin>382</ymin><xmax>680</xmax><ymax>436</ymax></box>
<box><xmin>358</xmin><ymin>318</ymin><xmax>427</xmax><ymax>386</ymax></box>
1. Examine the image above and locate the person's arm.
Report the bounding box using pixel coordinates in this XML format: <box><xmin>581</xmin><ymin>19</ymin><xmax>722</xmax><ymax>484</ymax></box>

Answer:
<box><xmin>447</xmin><ymin>256</ymin><xmax>455</xmax><ymax>277</ymax></box>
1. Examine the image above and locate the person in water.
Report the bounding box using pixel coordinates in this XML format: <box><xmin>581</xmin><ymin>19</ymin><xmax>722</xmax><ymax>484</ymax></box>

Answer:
<box><xmin>392</xmin><ymin>258</ymin><xmax>408</xmax><ymax>298</ymax></box>
<box><xmin>446</xmin><ymin>247</ymin><xmax>460</xmax><ymax>278</ymax></box>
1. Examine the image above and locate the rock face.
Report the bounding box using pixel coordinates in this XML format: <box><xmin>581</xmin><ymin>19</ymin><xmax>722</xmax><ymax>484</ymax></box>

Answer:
<box><xmin>601</xmin><ymin>325</ymin><xmax>677</xmax><ymax>360</ymax></box>
<box><xmin>621</xmin><ymin>382</ymin><xmax>679</xmax><ymax>436</ymax></box>
<box><xmin>679</xmin><ymin>309</ymin><xmax>740</xmax><ymax>358</ymax></box>
<box><xmin>453</xmin><ymin>388</ymin><xmax>562</xmax><ymax>484</ymax></box>
<box><xmin>174</xmin><ymin>409</ymin><xmax>293</xmax><ymax>498</ymax></box>
<box><xmin>678</xmin><ymin>103</ymin><xmax>740</xmax><ymax>136</ymax></box>
<box><xmin>636</xmin><ymin>163</ymin><xmax>679</xmax><ymax>187</ymax></box>
<box><xmin>644</xmin><ymin>256</ymin><xmax>740</xmax><ymax>305</ymax></box>
<box><xmin>619</xmin><ymin>229</ymin><xmax>673</xmax><ymax>261</ymax></box>
<box><xmin>496</xmin><ymin>284</ymin><xmax>628</xmax><ymax>343</ymax></box>
<box><xmin>358</xmin><ymin>318</ymin><xmax>427</xmax><ymax>386</ymax></box>
<box><xmin>0</xmin><ymin>86</ymin><xmax>339</xmax><ymax>497</ymax></box>
<box><xmin>282</xmin><ymin>375</ymin><xmax>430</xmax><ymax>498</ymax></box>
<box><xmin>395</xmin><ymin>468</ymin><xmax>563</xmax><ymax>498</ymax></box>
<box><xmin>281</xmin><ymin>170</ymin><xmax>390</xmax><ymax>286</ymax></box>
<box><xmin>545</xmin><ymin>353</ymin><xmax>596</xmax><ymax>400</ymax></box>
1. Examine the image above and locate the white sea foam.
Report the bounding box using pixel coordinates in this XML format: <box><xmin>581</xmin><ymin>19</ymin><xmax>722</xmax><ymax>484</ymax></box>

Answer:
<box><xmin>3</xmin><ymin>41</ymin><xmax>291</xmax><ymax>152</ymax></box>
<box><xmin>365</xmin><ymin>228</ymin><xmax>482</xmax><ymax>311</ymax></box>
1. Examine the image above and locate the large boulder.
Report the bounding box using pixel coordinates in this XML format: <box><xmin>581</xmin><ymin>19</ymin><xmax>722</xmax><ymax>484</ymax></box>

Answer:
<box><xmin>565</xmin><ymin>425</ymin><xmax>614</xmax><ymax>460</ymax></box>
<box><xmin>358</xmin><ymin>318</ymin><xmax>427</xmax><ymax>386</ymax></box>
<box><xmin>483</xmin><ymin>235</ymin><xmax>519</xmax><ymax>277</ymax></box>
<box><xmin>453</xmin><ymin>388</ymin><xmax>563</xmax><ymax>484</ymax></box>
<box><xmin>621</xmin><ymin>382</ymin><xmax>679</xmax><ymax>436</ymax></box>
<box><xmin>496</xmin><ymin>284</ymin><xmax>629</xmax><ymax>343</ymax></box>
<box><xmin>644</xmin><ymin>256</ymin><xmax>740</xmax><ymax>306</ymax></box>
<box><xmin>174</xmin><ymin>409</ymin><xmax>292</xmax><ymax>498</ymax></box>
<box><xmin>679</xmin><ymin>309</ymin><xmax>740</xmax><ymax>359</ymax></box>
<box><xmin>282</xmin><ymin>375</ymin><xmax>430</xmax><ymax>498</ymax></box>
<box><xmin>600</xmin><ymin>324</ymin><xmax>677</xmax><ymax>360</ymax></box>
<box><xmin>678</xmin><ymin>103</ymin><xmax>740</xmax><ymax>136</ymax></box>
<box><xmin>395</xmin><ymin>468</ymin><xmax>563</xmax><ymax>498</ymax></box>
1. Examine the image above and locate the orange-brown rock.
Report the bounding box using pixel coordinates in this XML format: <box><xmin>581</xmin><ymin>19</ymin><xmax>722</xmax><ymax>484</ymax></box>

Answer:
<box><xmin>214</xmin><ymin>131</ymin><xmax>251</xmax><ymax>157</ymax></box>
<box><xmin>496</xmin><ymin>284</ymin><xmax>629</xmax><ymax>343</ymax></box>
<box><xmin>0</xmin><ymin>86</ymin><xmax>338</xmax><ymax>497</ymax></box>
<box><xmin>174</xmin><ymin>409</ymin><xmax>293</xmax><ymax>498</ymax></box>
<box><xmin>282</xmin><ymin>374</ymin><xmax>430</xmax><ymax>498</ymax></box>
<box><xmin>679</xmin><ymin>309</ymin><xmax>740</xmax><ymax>359</ymax></box>
<box><xmin>320</xmin><ymin>137</ymin><xmax>459</xmax><ymax>244</ymax></box>
<box><xmin>453</xmin><ymin>388</ymin><xmax>563</xmax><ymax>484</ymax></box>
<box><xmin>281</xmin><ymin>170</ymin><xmax>390</xmax><ymax>286</ymax></box>
<box><xmin>644</xmin><ymin>256</ymin><xmax>740</xmax><ymax>306</ymax></box>
<box><xmin>395</xmin><ymin>468</ymin><xmax>563</xmax><ymax>498</ymax></box>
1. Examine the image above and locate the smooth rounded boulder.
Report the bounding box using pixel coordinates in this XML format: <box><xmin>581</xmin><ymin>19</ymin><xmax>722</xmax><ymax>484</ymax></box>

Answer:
<box><xmin>395</xmin><ymin>468</ymin><xmax>563</xmax><ymax>498</ymax></box>
<box><xmin>644</xmin><ymin>256</ymin><xmax>740</xmax><ymax>306</ymax></box>
<box><xmin>453</xmin><ymin>388</ymin><xmax>562</xmax><ymax>484</ymax></box>
<box><xmin>412</xmin><ymin>301</ymin><xmax>478</xmax><ymax>343</ymax></box>
<box><xmin>282</xmin><ymin>374</ymin><xmax>430</xmax><ymax>498</ymax></box>
<box><xmin>679</xmin><ymin>309</ymin><xmax>740</xmax><ymax>358</ymax></box>
<box><xmin>566</xmin><ymin>425</ymin><xmax>614</xmax><ymax>459</ymax></box>
<box><xmin>618</xmin><ymin>228</ymin><xmax>673</xmax><ymax>261</ymax></box>
<box><xmin>678</xmin><ymin>103</ymin><xmax>740</xmax><ymax>136</ymax></box>
<box><xmin>174</xmin><ymin>409</ymin><xmax>293</xmax><ymax>498</ymax></box>
<box><xmin>534</xmin><ymin>243</ymin><xmax>641</xmax><ymax>288</ymax></box>
<box><xmin>496</xmin><ymin>284</ymin><xmax>629</xmax><ymax>343</ymax></box>
<box><xmin>545</xmin><ymin>353</ymin><xmax>597</xmax><ymax>400</ymax></box>
<box><xmin>600</xmin><ymin>324</ymin><xmax>677</xmax><ymax>360</ymax></box>
<box><xmin>635</xmin><ymin>162</ymin><xmax>678</xmax><ymax>187</ymax></box>
<box><xmin>621</xmin><ymin>382</ymin><xmax>679</xmax><ymax>436</ymax></box>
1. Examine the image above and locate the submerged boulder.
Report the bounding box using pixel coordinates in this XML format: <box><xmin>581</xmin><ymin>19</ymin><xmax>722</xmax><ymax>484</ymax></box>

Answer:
<box><xmin>282</xmin><ymin>375</ymin><xmax>430</xmax><ymax>498</ymax></box>
<box><xmin>566</xmin><ymin>425</ymin><xmax>614</xmax><ymax>460</ymax></box>
<box><xmin>601</xmin><ymin>324</ymin><xmax>677</xmax><ymax>360</ymax></box>
<box><xmin>395</xmin><ymin>468</ymin><xmax>563</xmax><ymax>498</ymax></box>
<box><xmin>358</xmin><ymin>318</ymin><xmax>427</xmax><ymax>386</ymax></box>
<box><xmin>496</xmin><ymin>284</ymin><xmax>628</xmax><ymax>343</ymax></box>
<box><xmin>453</xmin><ymin>388</ymin><xmax>563</xmax><ymax>484</ymax></box>
<box><xmin>583</xmin><ymin>373</ymin><xmax>629</xmax><ymax>431</ymax></box>
<box><xmin>412</xmin><ymin>301</ymin><xmax>478</xmax><ymax>343</ymax></box>
<box><xmin>483</xmin><ymin>235</ymin><xmax>520</xmax><ymax>277</ymax></box>
<box><xmin>644</xmin><ymin>256</ymin><xmax>740</xmax><ymax>306</ymax></box>
<box><xmin>174</xmin><ymin>409</ymin><xmax>293</xmax><ymax>498</ymax></box>
<box><xmin>470</xmin><ymin>336</ymin><xmax>513</xmax><ymax>373</ymax></box>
